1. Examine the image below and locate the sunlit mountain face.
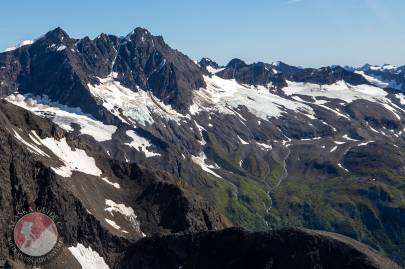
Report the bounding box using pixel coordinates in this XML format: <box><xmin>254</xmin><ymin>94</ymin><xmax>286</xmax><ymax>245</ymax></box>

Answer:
<box><xmin>0</xmin><ymin>27</ymin><xmax>403</xmax><ymax>269</ymax></box>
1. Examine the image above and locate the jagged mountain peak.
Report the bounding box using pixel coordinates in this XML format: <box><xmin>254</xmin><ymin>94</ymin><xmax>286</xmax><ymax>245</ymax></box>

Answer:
<box><xmin>199</xmin><ymin>57</ymin><xmax>220</xmax><ymax>69</ymax></box>
<box><xmin>226</xmin><ymin>58</ymin><xmax>248</xmax><ymax>68</ymax></box>
<box><xmin>43</xmin><ymin>27</ymin><xmax>71</xmax><ymax>43</ymax></box>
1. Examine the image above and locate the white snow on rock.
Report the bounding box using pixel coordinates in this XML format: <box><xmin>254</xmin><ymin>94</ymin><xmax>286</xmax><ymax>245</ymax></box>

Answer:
<box><xmin>68</xmin><ymin>243</ymin><xmax>109</xmax><ymax>269</ymax></box>
<box><xmin>191</xmin><ymin>152</ymin><xmax>222</xmax><ymax>178</ymax></box>
<box><xmin>358</xmin><ymin>141</ymin><xmax>374</xmax><ymax>147</ymax></box>
<box><xmin>105</xmin><ymin>199</ymin><xmax>143</xmax><ymax>234</ymax></box>
<box><xmin>3</xmin><ymin>40</ymin><xmax>34</xmax><ymax>52</ymax></box>
<box><xmin>256</xmin><ymin>142</ymin><xmax>272</xmax><ymax>150</ymax></box>
<box><xmin>238</xmin><ymin>135</ymin><xmax>249</xmax><ymax>145</ymax></box>
<box><xmin>12</xmin><ymin>129</ymin><xmax>50</xmax><ymax>157</ymax></box>
<box><xmin>101</xmin><ymin>177</ymin><xmax>120</xmax><ymax>189</ymax></box>
<box><xmin>87</xmin><ymin>76</ymin><xmax>185</xmax><ymax>126</ymax></box>
<box><xmin>105</xmin><ymin>218</ymin><xmax>121</xmax><ymax>229</ymax></box>
<box><xmin>396</xmin><ymin>94</ymin><xmax>405</xmax><ymax>105</ymax></box>
<box><xmin>283</xmin><ymin>80</ymin><xmax>387</xmax><ymax>103</ymax></box>
<box><xmin>12</xmin><ymin>129</ymin><xmax>102</xmax><ymax>178</ymax></box>
<box><xmin>355</xmin><ymin>71</ymin><xmax>391</xmax><ymax>88</ymax></box>
<box><xmin>34</xmin><ymin>133</ymin><xmax>102</xmax><ymax>177</ymax></box>
<box><xmin>125</xmin><ymin>130</ymin><xmax>160</xmax><ymax>158</ymax></box>
<box><xmin>283</xmin><ymin>80</ymin><xmax>404</xmax><ymax>119</ymax></box>
<box><xmin>6</xmin><ymin>94</ymin><xmax>117</xmax><ymax>142</ymax></box>
<box><xmin>56</xmin><ymin>45</ymin><xmax>66</xmax><ymax>51</ymax></box>
<box><xmin>206</xmin><ymin>66</ymin><xmax>225</xmax><ymax>75</ymax></box>
<box><xmin>342</xmin><ymin>134</ymin><xmax>358</xmax><ymax>141</ymax></box>
<box><xmin>338</xmin><ymin>163</ymin><xmax>350</xmax><ymax>173</ymax></box>
<box><xmin>191</xmin><ymin>75</ymin><xmax>315</xmax><ymax>121</ymax></box>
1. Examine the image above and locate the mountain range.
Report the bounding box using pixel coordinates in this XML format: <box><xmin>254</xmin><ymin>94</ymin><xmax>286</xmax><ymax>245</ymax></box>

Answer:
<box><xmin>0</xmin><ymin>27</ymin><xmax>404</xmax><ymax>268</ymax></box>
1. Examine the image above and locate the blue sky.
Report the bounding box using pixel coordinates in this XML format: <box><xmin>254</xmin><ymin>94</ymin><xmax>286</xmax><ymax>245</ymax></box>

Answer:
<box><xmin>1</xmin><ymin>0</ymin><xmax>404</xmax><ymax>67</ymax></box>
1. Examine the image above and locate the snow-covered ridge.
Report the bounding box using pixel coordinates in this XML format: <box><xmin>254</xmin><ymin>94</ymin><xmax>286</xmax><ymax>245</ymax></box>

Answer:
<box><xmin>6</xmin><ymin>94</ymin><xmax>117</xmax><ymax>142</ymax></box>
<box><xmin>3</xmin><ymin>40</ymin><xmax>34</xmax><ymax>52</ymax></box>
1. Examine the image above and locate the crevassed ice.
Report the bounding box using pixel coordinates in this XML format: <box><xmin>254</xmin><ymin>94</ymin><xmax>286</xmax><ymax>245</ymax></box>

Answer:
<box><xmin>68</xmin><ymin>243</ymin><xmax>109</xmax><ymax>269</ymax></box>
<box><xmin>191</xmin><ymin>75</ymin><xmax>315</xmax><ymax>120</ymax></box>
<box><xmin>6</xmin><ymin>94</ymin><xmax>117</xmax><ymax>142</ymax></box>
<box><xmin>87</xmin><ymin>76</ymin><xmax>185</xmax><ymax>126</ymax></box>
<box><xmin>125</xmin><ymin>130</ymin><xmax>160</xmax><ymax>158</ymax></box>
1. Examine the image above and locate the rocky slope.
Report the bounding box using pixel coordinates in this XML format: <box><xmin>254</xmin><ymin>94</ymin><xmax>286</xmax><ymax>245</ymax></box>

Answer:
<box><xmin>0</xmin><ymin>27</ymin><xmax>404</xmax><ymax>267</ymax></box>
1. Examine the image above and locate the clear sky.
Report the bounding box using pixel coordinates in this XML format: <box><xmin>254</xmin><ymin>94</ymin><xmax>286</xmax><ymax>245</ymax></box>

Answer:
<box><xmin>1</xmin><ymin>0</ymin><xmax>404</xmax><ymax>67</ymax></box>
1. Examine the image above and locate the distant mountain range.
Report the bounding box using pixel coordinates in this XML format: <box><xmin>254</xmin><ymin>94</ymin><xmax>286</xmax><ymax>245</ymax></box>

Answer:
<box><xmin>0</xmin><ymin>27</ymin><xmax>404</xmax><ymax>268</ymax></box>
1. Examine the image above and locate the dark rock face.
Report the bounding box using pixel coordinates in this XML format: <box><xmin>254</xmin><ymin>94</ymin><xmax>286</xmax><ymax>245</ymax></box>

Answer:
<box><xmin>198</xmin><ymin>57</ymin><xmax>220</xmax><ymax>69</ymax></box>
<box><xmin>286</xmin><ymin>66</ymin><xmax>370</xmax><ymax>86</ymax></box>
<box><xmin>112</xmin><ymin>28</ymin><xmax>205</xmax><ymax>113</ymax></box>
<box><xmin>217</xmin><ymin>59</ymin><xmax>287</xmax><ymax>88</ymax></box>
<box><xmin>0</xmin><ymin>27</ymin><xmax>205</xmax><ymax>117</ymax></box>
<box><xmin>117</xmin><ymin>228</ymin><xmax>401</xmax><ymax>269</ymax></box>
<box><xmin>214</xmin><ymin>60</ymin><xmax>369</xmax><ymax>88</ymax></box>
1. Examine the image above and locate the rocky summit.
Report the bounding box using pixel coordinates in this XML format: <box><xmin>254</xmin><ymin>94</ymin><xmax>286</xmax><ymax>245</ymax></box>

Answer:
<box><xmin>0</xmin><ymin>27</ymin><xmax>404</xmax><ymax>268</ymax></box>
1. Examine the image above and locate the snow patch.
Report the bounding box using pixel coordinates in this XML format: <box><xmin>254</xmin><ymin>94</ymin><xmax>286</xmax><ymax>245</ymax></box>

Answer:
<box><xmin>56</xmin><ymin>45</ymin><xmax>66</xmax><ymax>51</ymax></box>
<box><xmin>191</xmin><ymin>152</ymin><xmax>222</xmax><ymax>178</ymax></box>
<box><xmin>338</xmin><ymin>163</ymin><xmax>350</xmax><ymax>173</ymax></box>
<box><xmin>101</xmin><ymin>177</ymin><xmax>120</xmax><ymax>189</ymax></box>
<box><xmin>105</xmin><ymin>218</ymin><xmax>120</xmax><ymax>229</ymax></box>
<box><xmin>37</xmin><ymin>135</ymin><xmax>102</xmax><ymax>178</ymax></box>
<box><xmin>358</xmin><ymin>141</ymin><xmax>374</xmax><ymax>147</ymax></box>
<box><xmin>238</xmin><ymin>135</ymin><xmax>249</xmax><ymax>145</ymax></box>
<box><xmin>256</xmin><ymin>142</ymin><xmax>272</xmax><ymax>150</ymax></box>
<box><xmin>125</xmin><ymin>130</ymin><xmax>160</xmax><ymax>158</ymax></box>
<box><xmin>12</xmin><ymin>129</ymin><xmax>50</xmax><ymax>157</ymax></box>
<box><xmin>68</xmin><ymin>243</ymin><xmax>109</xmax><ymax>269</ymax></box>
<box><xmin>330</xmin><ymin>146</ymin><xmax>338</xmax><ymax>152</ymax></box>
<box><xmin>105</xmin><ymin>199</ymin><xmax>143</xmax><ymax>234</ymax></box>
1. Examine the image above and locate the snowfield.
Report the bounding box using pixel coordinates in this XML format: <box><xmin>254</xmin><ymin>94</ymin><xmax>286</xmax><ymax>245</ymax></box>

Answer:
<box><xmin>87</xmin><ymin>76</ymin><xmax>185</xmax><ymax>126</ymax></box>
<box><xmin>6</xmin><ymin>94</ymin><xmax>117</xmax><ymax>142</ymax></box>
<box><xmin>191</xmin><ymin>75</ymin><xmax>315</xmax><ymax>121</ymax></box>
